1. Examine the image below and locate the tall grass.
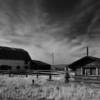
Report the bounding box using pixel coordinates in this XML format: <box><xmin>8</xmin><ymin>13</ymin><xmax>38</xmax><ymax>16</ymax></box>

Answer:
<box><xmin>0</xmin><ymin>76</ymin><xmax>99</xmax><ymax>100</ymax></box>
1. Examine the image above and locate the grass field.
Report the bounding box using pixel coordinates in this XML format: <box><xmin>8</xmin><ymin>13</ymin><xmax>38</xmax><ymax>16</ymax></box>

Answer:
<box><xmin>0</xmin><ymin>75</ymin><xmax>100</xmax><ymax>100</ymax></box>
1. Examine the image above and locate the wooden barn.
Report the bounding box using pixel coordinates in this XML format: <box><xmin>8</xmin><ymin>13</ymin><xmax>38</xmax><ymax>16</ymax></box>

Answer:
<box><xmin>0</xmin><ymin>46</ymin><xmax>31</xmax><ymax>73</ymax></box>
<box><xmin>30</xmin><ymin>60</ymin><xmax>51</xmax><ymax>70</ymax></box>
<box><xmin>69</xmin><ymin>56</ymin><xmax>100</xmax><ymax>83</ymax></box>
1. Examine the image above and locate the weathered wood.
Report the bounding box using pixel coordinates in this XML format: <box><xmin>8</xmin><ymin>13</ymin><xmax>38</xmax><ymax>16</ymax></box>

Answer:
<box><xmin>96</xmin><ymin>67</ymin><xmax>98</xmax><ymax>76</ymax></box>
<box><xmin>74</xmin><ymin>75</ymin><xmax>100</xmax><ymax>83</ymax></box>
<box><xmin>81</xmin><ymin>67</ymin><xmax>83</xmax><ymax>75</ymax></box>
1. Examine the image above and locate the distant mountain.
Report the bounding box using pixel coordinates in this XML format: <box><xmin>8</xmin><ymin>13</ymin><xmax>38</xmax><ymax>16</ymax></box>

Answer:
<box><xmin>51</xmin><ymin>64</ymin><xmax>68</xmax><ymax>71</ymax></box>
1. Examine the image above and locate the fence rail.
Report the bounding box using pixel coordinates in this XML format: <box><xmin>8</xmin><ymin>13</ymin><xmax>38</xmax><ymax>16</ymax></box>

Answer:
<box><xmin>73</xmin><ymin>75</ymin><xmax>100</xmax><ymax>84</ymax></box>
<box><xmin>0</xmin><ymin>70</ymin><xmax>66</xmax><ymax>75</ymax></box>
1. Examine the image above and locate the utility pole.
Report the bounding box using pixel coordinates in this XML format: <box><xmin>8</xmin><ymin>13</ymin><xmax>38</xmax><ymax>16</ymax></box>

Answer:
<box><xmin>52</xmin><ymin>52</ymin><xmax>54</xmax><ymax>65</ymax></box>
<box><xmin>49</xmin><ymin>51</ymin><xmax>54</xmax><ymax>81</ymax></box>
<box><xmin>86</xmin><ymin>47</ymin><xmax>89</xmax><ymax>56</ymax></box>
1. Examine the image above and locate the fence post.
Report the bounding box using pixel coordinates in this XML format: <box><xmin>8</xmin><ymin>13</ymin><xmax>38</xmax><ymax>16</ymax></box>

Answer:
<box><xmin>37</xmin><ymin>73</ymin><xmax>39</xmax><ymax>78</ymax></box>
<box><xmin>64</xmin><ymin>67</ymin><xmax>70</xmax><ymax>83</ymax></box>
<box><xmin>9</xmin><ymin>70</ymin><xmax>11</xmax><ymax>77</ymax></box>
<box><xmin>49</xmin><ymin>70</ymin><xmax>52</xmax><ymax>80</ymax></box>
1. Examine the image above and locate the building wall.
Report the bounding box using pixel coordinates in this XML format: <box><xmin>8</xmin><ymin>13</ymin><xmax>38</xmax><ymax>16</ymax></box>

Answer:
<box><xmin>76</xmin><ymin>68</ymin><xmax>82</xmax><ymax>75</ymax></box>
<box><xmin>0</xmin><ymin>60</ymin><xmax>26</xmax><ymax>71</ymax></box>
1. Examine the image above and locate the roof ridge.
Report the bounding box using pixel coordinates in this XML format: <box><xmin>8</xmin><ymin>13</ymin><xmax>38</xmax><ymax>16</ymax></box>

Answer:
<box><xmin>0</xmin><ymin>46</ymin><xmax>31</xmax><ymax>61</ymax></box>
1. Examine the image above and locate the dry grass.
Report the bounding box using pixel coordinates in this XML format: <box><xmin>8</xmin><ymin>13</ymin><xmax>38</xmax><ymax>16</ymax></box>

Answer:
<box><xmin>0</xmin><ymin>75</ymin><xmax>99</xmax><ymax>100</ymax></box>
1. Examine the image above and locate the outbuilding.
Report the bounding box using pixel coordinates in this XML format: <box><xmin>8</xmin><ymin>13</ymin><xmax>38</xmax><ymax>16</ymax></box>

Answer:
<box><xmin>68</xmin><ymin>56</ymin><xmax>100</xmax><ymax>82</ymax></box>
<box><xmin>0</xmin><ymin>46</ymin><xmax>31</xmax><ymax>72</ymax></box>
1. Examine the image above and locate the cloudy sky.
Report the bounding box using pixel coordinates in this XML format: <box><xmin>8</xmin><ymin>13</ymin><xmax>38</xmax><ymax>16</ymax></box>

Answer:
<box><xmin>0</xmin><ymin>0</ymin><xmax>100</xmax><ymax>64</ymax></box>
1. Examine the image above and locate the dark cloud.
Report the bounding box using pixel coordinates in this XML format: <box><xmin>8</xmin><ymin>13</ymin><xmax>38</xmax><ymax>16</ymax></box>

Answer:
<box><xmin>43</xmin><ymin>0</ymin><xmax>100</xmax><ymax>47</ymax></box>
<box><xmin>1</xmin><ymin>0</ymin><xmax>100</xmax><ymax>45</ymax></box>
<box><xmin>42</xmin><ymin>0</ymin><xmax>81</xmax><ymax>19</ymax></box>
<box><xmin>0</xmin><ymin>0</ymin><xmax>100</xmax><ymax>63</ymax></box>
<box><xmin>69</xmin><ymin>0</ymin><xmax>100</xmax><ymax>43</ymax></box>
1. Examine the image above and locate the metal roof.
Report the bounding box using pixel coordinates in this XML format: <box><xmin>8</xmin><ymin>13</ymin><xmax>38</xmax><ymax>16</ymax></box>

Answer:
<box><xmin>30</xmin><ymin>60</ymin><xmax>51</xmax><ymax>70</ymax></box>
<box><xmin>0</xmin><ymin>46</ymin><xmax>31</xmax><ymax>61</ymax></box>
<box><xmin>69</xmin><ymin>56</ymin><xmax>100</xmax><ymax>69</ymax></box>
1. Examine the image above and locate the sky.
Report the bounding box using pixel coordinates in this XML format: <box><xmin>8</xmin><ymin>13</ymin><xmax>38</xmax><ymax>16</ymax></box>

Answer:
<box><xmin>0</xmin><ymin>0</ymin><xmax>100</xmax><ymax>64</ymax></box>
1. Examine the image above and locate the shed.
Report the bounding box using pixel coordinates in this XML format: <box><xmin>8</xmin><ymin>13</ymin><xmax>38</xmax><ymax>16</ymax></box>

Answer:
<box><xmin>69</xmin><ymin>56</ymin><xmax>100</xmax><ymax>76</ymax></box>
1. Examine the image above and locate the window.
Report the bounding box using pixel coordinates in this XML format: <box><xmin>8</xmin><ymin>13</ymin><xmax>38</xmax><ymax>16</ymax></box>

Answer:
<box><xmin>0</xmin><ymin>65</ymin><xmax>11</xmax><ymax>70</ymax></box>
<box><xmin>84</xmin><ymin>68</ymin><xmax>96</xmax><ymax>76</ymax></box>
<box><xmin>91</xmin><ymin>68</ymin><xmax>96</xmax><ymax>75</ymax></box>
<box><xmin>76</xmin><ymin>68</ymin><xmax>81</xmax><ymax>75</ymax></box>
<box><xmin>16</xmin><ymin>66</ymin><xmax>20</xmax><ymax>70</ymax></box>
<box><xmin>85</xmin><ymin>68</ymin><xmax>90</xmax><ymax>76</ymax></box>
<box><xmin>24</xmin><ymin>66</ymin><xmax>28</xmax><ymax>69</ymax></box>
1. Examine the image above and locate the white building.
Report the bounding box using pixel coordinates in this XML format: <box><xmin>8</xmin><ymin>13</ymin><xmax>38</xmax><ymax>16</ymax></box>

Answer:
<box><xmin>0</xmin><ymin>46</ymin><xmax>31</xmax><ymax>72</ymax></box>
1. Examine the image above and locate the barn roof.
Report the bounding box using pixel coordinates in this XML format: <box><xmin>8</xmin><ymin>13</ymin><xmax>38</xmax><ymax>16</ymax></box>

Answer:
<box><xmin>69</xmin><ymin>56</ymin><xmax>100</xmax><ymax>69</ymax></box>
<box><xmin>83</xmin><ymin>60</ymin><xmax>100</xmax><ymax>68</ymax></box>
<box><xmin>31</xmin><ymin>60</ymin><xmax>51</xmax><ymax>66</ymax></box>
<box><xmin>0</xmin><ymin>46</ymin><xmax>31</xmax><ymax>61</ymax></box>
<box><xmin>30</xmin><ymin>60</ymin><xmax>51</xmax><ymax>70</ymax></box>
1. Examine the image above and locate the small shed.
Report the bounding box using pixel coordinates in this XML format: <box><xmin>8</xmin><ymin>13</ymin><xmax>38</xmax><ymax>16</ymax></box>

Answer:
<box><xmin>69</xmin><ymin>56</ymin><xmax>100</xmax><ymax>76</ymax></box>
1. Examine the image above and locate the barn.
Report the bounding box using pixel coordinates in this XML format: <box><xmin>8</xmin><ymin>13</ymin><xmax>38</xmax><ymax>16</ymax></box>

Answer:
<box><xmin>30</xmin><ymin>60</ymin><xmax>51</xmax><ymax>70</ymax></box>
<box><xmin>0</xmin><ymin>46</ymin><xmax>31</xmax><ymax>73</ymax></box>
<box><xmin>68</xmin><ymin>56</ymin><xmax>100</xmax><ymax>83</ymax></box>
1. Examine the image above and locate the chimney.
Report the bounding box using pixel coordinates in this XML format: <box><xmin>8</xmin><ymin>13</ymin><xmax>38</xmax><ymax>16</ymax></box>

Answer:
<box><xmin>87</xmin><ymin>47</ymin><xmax>89</xmax><ymax>56</ymax></box>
